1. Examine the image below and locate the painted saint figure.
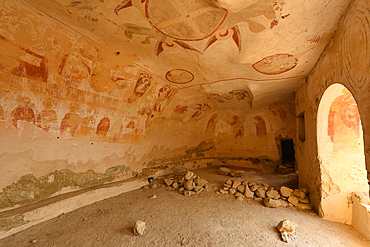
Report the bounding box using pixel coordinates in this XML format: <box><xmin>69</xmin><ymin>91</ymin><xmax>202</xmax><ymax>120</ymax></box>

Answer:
<box><xmin>96</xmin><ymin>117</ymin><xmax>110</xmax><ymax>138</ymax></box>
<box><xmin>127</xmin><ymin>73</ymin><xmax>152</xmax><ymax>103</ymax></box>
<box><xmin>11</xmin><ymin>96</ymin><xmax>36</xmax><ymax>128</ymax></box>
<box><xmin>40</xmin><ymin>98</ymin><xmax>58</xmax><ymax>131</ymax></box>
<box><xmin>60</xmin><ymin>102</ymin><xmax>83</xmax><ymax>137</ymax></box>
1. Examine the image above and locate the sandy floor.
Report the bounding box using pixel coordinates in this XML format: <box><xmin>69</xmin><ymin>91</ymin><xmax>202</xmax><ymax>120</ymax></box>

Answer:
<box><xmin>0</xmin><ymin>166</ymin><xmax>369</xmax><ymax>247</ymax></box>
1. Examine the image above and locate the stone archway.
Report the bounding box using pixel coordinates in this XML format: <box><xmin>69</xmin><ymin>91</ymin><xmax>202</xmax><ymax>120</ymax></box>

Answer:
<box><xmin>317</xmin><ymin>83</ymin><xmax>369</xmax><ymax>224</ymax></box>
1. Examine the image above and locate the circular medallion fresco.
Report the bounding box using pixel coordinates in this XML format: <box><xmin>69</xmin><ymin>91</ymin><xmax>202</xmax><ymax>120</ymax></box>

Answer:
<box><xmin>253</xmin><ymin>54</ymin><xmax>298</xmax><ymax>75</ymax></box>
<box><xmin>145</xmin><ymin>0</ymin><xmax>227</xmax><ymax>41</ymax></box>
<box><xmin>166</xmin><ymin>69</ymin><xmax>194</xmax><ymax>84</ymax></box>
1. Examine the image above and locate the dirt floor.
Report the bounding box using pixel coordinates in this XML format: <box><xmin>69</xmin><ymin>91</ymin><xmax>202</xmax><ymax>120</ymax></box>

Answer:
<box><xmin>0</xmin><ymin>166</ymin><xmax>369</xmax><ymax>247</ymax></box>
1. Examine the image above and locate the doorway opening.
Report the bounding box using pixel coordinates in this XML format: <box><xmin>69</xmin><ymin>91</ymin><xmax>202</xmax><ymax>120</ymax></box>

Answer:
<box><xmin>277</xmin><ymin>139</ymin><xmax>296</xmax><ymax>174</ymax></box>
<box><xmin>281</xmin><ymin>139</ymin><xmax>295</xmax><ymax>164</ymax></box>
<box><xmin>317</xmin><ymin>83</ymin><xmax>368</xmax><ymax>224</ymax></box>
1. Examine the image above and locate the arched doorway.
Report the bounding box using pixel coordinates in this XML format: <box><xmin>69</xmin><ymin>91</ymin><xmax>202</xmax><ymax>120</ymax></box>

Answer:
<box><xmin>317</xmin><ymin>84</ymin><xmax>369</xmax><ymax>224</ymax></box>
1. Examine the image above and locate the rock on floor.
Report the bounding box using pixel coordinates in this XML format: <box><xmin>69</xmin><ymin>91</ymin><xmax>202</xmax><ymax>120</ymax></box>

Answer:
<box><xmin>133</xmin><ymin>221</ymin><xmax>146</xmax><ymax>236</ymax></box>
<box><xmin>277</xmin><ymin>219</ymin><xmax>298</xmax><ymax>242</ymax></box>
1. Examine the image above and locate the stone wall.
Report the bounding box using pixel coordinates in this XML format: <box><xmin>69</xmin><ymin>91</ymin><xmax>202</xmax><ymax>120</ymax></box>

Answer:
<box><xmin>295</xmin><ymin>0</ymin><xmax>370</xmax><ymax>218</ymax></box>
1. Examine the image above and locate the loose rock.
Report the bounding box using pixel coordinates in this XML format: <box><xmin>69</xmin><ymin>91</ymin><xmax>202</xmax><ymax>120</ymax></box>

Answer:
<box><xmin>264</xmin><ymin>198</ymin><xmax>281</xmax><ymax>208</ymax></box>
<box><xmin>266</xmin><ymin>189</ymin><xmax>280</xmax><ymax>199</ymax></box>
<box><xmin>172</xmin><ymin>182</ymin><xmax>179</xmax><ymax>189</ymax></box>
<box><xmin>237</xmin><ymin>184</ymin><xmax>246</xmax><ymax>194</ymax></box>
<box><xmin>219</xmin><ymin>189</ymin><xmax>228</xmax><ymax>194</ymax></box>
<box><xmin>219</xmin><ymin>167</ymin><xmax>232</xmax><ymax>176</ymax></box>
<box><xmin>244</xmin><ymin>186</ymin><xmax>255</xmax><ymax>198</ymax></box>
<box><xmin>254</xmin><ymin>197</ymin><xmax>263</xmax><ymax>202</ymax></box>
<box><xmin>232</xmin><ymin>180</ymin><xmax>242</xmax><ymax>189</ymax></box>
<box><xmin>298</xmin><ymin>197</ymin><xmax>310</xmax><ymax>204</ymax></box>
<box><xmin>288</xmin><ymin>196</ymin><xmax>299</xmax><ymax>207</ymax></box>
<box><xmin>184</xmin><ymin>180</ymin><xmax>195</xmax><ymax>191</ymax></box>
<box><xmin>194</xmin><ymin>185</ymin><xmax>203</xmax><ymax>192</ymax></box>
<box><xmin>236</xmin><ymin>196</ymin><xmax>244</xmax><ymax>201</ymax></box>
<box><xmin>164</xmin><ymin>178</ymin><xmax>173</xmax><ymax>186</ymax></box>
<box><xmin>149</xmin><ymin>194</ymin><xmax>157</xmax><ymax>199</ymax></box>
<box><xmin>255</xmin><ymin>188</ymin><xmax>266</xmax><ymax>198</ymax></box>
<box><xmin>195</xmin><ymin>188</ymin><xmax>205</xmax><ymax>194</ymax></box>
<box><xmin>150</xmin><ymin>184</ymin><xmax>158</xmax><ymax>189</ymax></box>
<box><xmin>262</xmin><ymin>183</ymin><xmax>269</xmax><ymax>189</ymax></box>
<box><xmin>279</xmin><ymin>199</ymin><xmax>289</xmax><ymax>207</ymax></box>
<box><xmin>194</xmin><ymin>178</ymin><xmax>208</xmax><ymax>187</ymax></box>
<box><xmin>184</xmin><ymin>191</ymin><xmax>196</xmax><ymax>197</ymax></box>
<box><xmin>230</xmin><ymin>170</ymin><xmax>245</xmax><ymax>177</ymax></box>
<box><xmin>235</xmin><ymin>192</ymin><xmax>244</xmax><ymax>198</ymax></box>
<box><xmin>248</xmin><ymin>181</ymin><xmax>256</xmax><ymax>187</ymax></box>
<box><xmin>133</xmin><ymin>221</ymin><xmax>146</xmax><ymax>236</ymax></box>
<box><xmin>280</xmin><ymin>186</ymin><xmax>293</xmax><ymax>197</ymax></box>
<box><xmin>229</xmin><ymin>188</ymin><xmax>236</xmax><ymax>195</ymax></box>
<box><xmin>225</xmin><ymin>179</ymin><xmax>233</xmax><ymax>185</ymax></box>
<box><xmin>250</xmin><ymin>185</ymin><xmax>259</xmax><ymax>192</ymax></box>
<box><xmin>184</xmin><ymin>171</ymin><xmax>197</xmax><ymax>180</ymax></box>
<box><xmin>224</xmin><ymin>183</ymin><xmax>232</xmax><ymax>188</ymax></box>
<box><xmin>300</xmin><ymin>188</ymin><xmax>308</xmax><ymax>194</ymax></box>
<box><xmin>293</xmin><ymin>189</ymin><xmax>306</xmax><ymax>199</ymax></box>
<box><xmin>277</xmin><ymin>219</ymin><xmax>298</xmax><ymax>243</ymax></box>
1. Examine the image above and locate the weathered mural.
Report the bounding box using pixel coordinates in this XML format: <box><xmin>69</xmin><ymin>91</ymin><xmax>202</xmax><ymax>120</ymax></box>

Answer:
<box><xmin>252</xmin><ymin>54</ymin><xmax>298</xmax><ymax>75</ymax></box>
<box><xmin>114</xmin><ymin>0</ymin><xmax>284</xmax><ymax>55</ymax></box>
<box><xmin>328</xmin><ymin>89</ymin><xmax>361</xmax><ymax>147</ymax></box>
<box><xmin>165</xmin><ymin>69</ymin><xmax>194</xmax><ymax>84</ymax></box>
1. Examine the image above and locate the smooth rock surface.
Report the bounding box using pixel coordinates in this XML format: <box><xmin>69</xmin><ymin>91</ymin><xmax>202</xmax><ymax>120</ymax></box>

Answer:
<box><xmin>280</xmin><ymin>186</ymin><xmax>293</xmax><ymax>197</ymax></box>
<box><xmin>264</xmin><ymin>198</ymin><xmax>281</xmax><ymax>208</ymax></box>
<box><xmin>133</xmin><ymin>221</ymin><xmax>146</xmax><ymax>236</ymax></box>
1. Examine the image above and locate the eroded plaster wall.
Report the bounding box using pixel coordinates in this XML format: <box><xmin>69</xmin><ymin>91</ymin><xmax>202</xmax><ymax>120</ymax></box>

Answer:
<box><xmin>296</xmin><ymin>0</ymin><xmax>370</xmax><ymax>214</ymax></box>
<box><xmin>0</xmin><ymin>0</ymin><xmax>296</xmax><ymax>213</ymax></box>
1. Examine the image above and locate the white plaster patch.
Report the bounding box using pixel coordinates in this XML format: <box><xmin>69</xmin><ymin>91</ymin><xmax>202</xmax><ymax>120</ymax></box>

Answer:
<box><xmin>47</xmin><ymin>174</ymin><xmax>55</xmax><ymax>183</ymax></box>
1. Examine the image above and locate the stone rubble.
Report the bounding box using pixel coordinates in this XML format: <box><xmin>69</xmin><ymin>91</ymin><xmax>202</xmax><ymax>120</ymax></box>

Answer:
<box><xmin>264</xmin><ymin>198</ymin><xmax>281</xmax><ymax>208</ymax></box>
<box><xmin>218</xmin><ymin>167</ymin><xmax>245</xmax><ymax>177</ymax></box>
<box><xmin>149</xmin><ymin>194</ymin><xmax>157</xmax><ymax>199</ymax></box>
<box><xmin>218</xmin><ymin>179</ymin><xmax>311</xmax><ymax>209</ymax></box>
<box><xmin>144</xmin><ymin>171</ymin><xmax>209</xmax><ymax>197</ymax></box>
<box><xmin>277</xmin><ymin>219</ymin><xmax>298</xmax><ymax>242</ymax></box>
<box><xmin>280</xmin><ymin>186</ymin><xmax>293</xmax><ymax>197</ymax></box>
<box><xmin>288</xmin><ymin>195</ymin><xmax>299</xmax><ymax>206</ymax></box>
<box><xmin>133</xmin><ymin>220</ymin><xmax>146</xmax><ymax>236</ymax></box>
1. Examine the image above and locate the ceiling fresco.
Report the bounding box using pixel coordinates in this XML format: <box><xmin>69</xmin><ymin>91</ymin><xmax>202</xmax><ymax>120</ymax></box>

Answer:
<box><xmin>8</xmin><ymin>0</ymin><xmax>351</xmax><ymax>106</ymax></box>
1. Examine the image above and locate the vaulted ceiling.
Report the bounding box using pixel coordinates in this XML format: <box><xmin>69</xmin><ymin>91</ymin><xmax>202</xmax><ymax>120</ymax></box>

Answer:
<box><xmin>23</xmin><ymin>0</ymin><xmax>350</xmax><ymax>107</ymax></box>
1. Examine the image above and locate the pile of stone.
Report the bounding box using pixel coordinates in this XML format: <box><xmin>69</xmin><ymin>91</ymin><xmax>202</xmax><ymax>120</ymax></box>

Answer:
<box><xmin>163</xmin><ymin>171</ymin><xmax>209</xmax><ymax>196</ymax></box>
<box><xmin>217</xmin><ymin>178</ymin><xmax>311</xmax><ymax>209</ymax></box>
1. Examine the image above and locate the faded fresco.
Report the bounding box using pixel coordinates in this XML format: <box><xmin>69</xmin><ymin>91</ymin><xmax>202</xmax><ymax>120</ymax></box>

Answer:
<box><xmin>113</xmin><ymin>0</ymin><xmax>284</xmax><ymax>54</ymax></box>
<box><xmin>0</xmin><ymin>3</ymin><xmax>159</xmax><ymax>143</ymax></box>
<box><xmin>328</xmin><ymin>89</ymin><xmax>361</xmax><ymax>148</ymax></box>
